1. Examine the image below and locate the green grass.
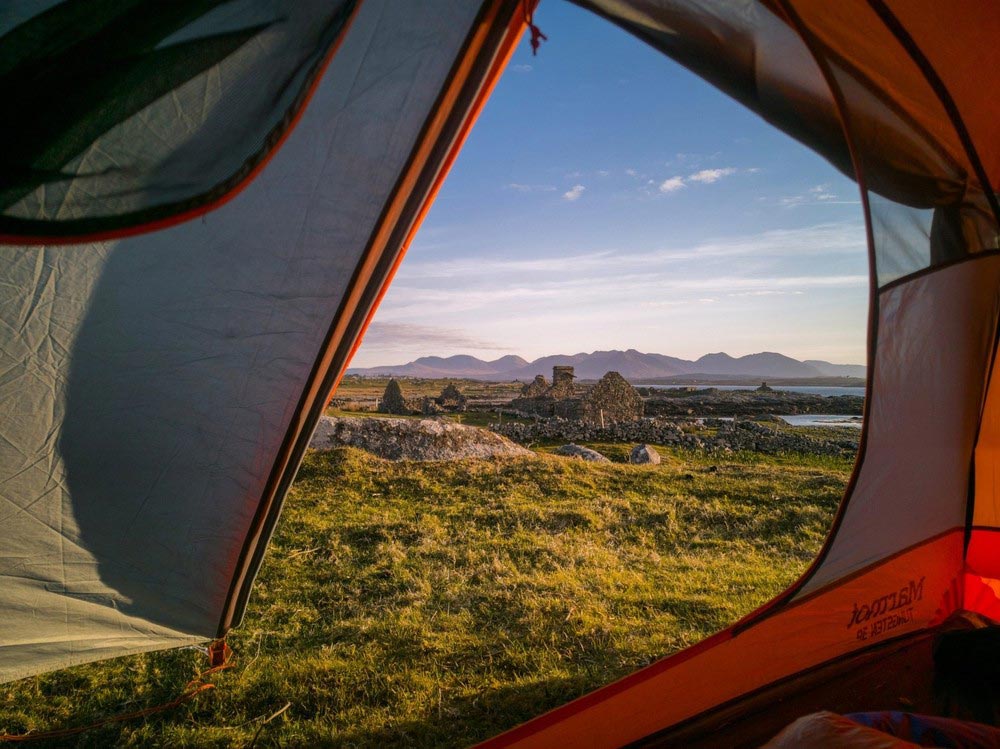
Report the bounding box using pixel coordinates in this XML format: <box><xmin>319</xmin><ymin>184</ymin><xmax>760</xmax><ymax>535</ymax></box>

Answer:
<box><xmin>0</xmin><ymin>446</ymin><xmax>851</xmax><ymax>747</ymax></box>
<box><xmin>333</xmin><ymin>376</ymin><xmax>524</xmax><ymax>402</ymax></box>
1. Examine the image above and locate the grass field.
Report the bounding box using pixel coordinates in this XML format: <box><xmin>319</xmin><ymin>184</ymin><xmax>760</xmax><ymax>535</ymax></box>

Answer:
<box><xmin>332</xmin><ymin>376</ymin><xmax>524</xmax><ymax>404</ymax></box>
<box><xmin>0</xmin><ymin>445</ymin><xmax>852</xmax><ymax>747</ymax></box>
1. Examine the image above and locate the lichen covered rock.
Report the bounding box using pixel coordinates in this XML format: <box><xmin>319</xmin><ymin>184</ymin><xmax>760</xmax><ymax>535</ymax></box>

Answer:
<box><xmin>554</xmin><ymin>444</ymin><xmax>610</xmax><ymax>463</ymax></box>
<box><xmin>630</xmin><ymin>444</ymin><xmax>661</xmax><ymax>465</ymax></box>
<box><xmin>310</xmin><ymin>416</ymin><xmax>533</xmax><ymax>461</ymax></box>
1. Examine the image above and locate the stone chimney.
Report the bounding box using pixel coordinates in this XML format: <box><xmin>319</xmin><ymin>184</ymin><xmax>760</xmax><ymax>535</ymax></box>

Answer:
<box><xmin>552</xmin><ymin>366</ymin><xmax>575</xmax><ymax>386</ymax></box>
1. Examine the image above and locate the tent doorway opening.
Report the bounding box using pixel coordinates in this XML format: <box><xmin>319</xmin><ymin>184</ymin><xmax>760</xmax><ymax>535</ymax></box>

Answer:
<box><xmin>305</xmin><ymin>2</ymin><xmax>869</xmax><ymax>744</ymax></box>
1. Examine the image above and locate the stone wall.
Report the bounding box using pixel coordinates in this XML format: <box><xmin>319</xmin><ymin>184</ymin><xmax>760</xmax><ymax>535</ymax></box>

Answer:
<box><xmin>492</xmin><ymin>417</ymin><xmax>859</xmax><ymax>457</ymax></box>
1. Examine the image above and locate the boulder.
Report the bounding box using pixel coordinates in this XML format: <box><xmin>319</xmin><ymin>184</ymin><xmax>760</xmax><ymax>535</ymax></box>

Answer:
<box><xmin>310</xmin><ymin>416</ymin><xmax>533</xmax><ymax>461</ymax></box>
<box><xmin>554</xmin><ymin>444</ymin><xmax>610</xmax><ymax>463</ymax></box>
<box><xmin>629</xmin><ymin>444</ymin><xmax>661</xmax><ymax>465</ymax></box>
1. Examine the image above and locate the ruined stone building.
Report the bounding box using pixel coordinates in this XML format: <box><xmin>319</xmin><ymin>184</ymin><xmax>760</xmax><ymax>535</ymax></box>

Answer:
<box><xmin>549</xmin><ymin>366</ymin><xmax>577</xmax><ymax>398</ymax></box>
<box><xmin>520</xmin><ymin>375</ymin><xmax>548</xmax><ymax>398</ymax></box>
<box><xmin>421</xmin><ymin>382</ymin><xmax>468</xmax><ymax>415</ymax></box>
<box><xmin>378</xmin><ymin>379</ymin><xmax>410</xmax><ymax>414</ymax></box>
<box><xmin>510</xmin><ymin>366</ymin><xmax>643</xmax><ymax>424</ymax></box>
<box><xmin>511</xmin><ymin>366</ymin><xmax>577</xmax><ymax>417</ymax></box>
<box><xmin>576</xmin><ymin>371</ymin><xmax>644</xmax><ymax>423</ymax></box>
<box><xmin>437</xmin><ymin>383</ymin><xmax>467</xmax><ymax>410</ymax></box>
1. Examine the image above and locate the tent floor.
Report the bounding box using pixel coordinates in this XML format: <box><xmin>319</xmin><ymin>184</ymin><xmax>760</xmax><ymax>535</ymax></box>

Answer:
<box><xmin>632</xmin><ymin>615</ymin><xmax>1000</xmax><ymax>748</ymax></box>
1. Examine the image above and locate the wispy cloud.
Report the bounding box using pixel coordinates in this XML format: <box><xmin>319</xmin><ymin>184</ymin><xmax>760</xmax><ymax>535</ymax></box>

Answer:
<box><xmin>665</xmin><ymin>151</ymin><xmax>723</xmax><ymax>169</ymax></box>
<box><xmin>773</xmin><ymin>184</ymin><xmax>859</xmax><ymax>207</ymax></box>
<box><xmin>506</xmin><ymin>183</ymin><xmax>556</xmax><ymax>193</ymax></box>
<box><xmin>688</xmin><ymin>167</ymin><xmax>737</xmax><ymax>184</ymax></box>
<box><xmin>563</xmin><ymin>184</ymin><xmax>586</xmax><ymax>201</ymax></box>
<box><xmin>360</xmin><ymin>322</ymin><xmax>501</xmax><ymax>351</ymax></box>
<box><xmin>655</xmin><ymin>166</ymin><xmax>752</xmax><ymax>193</ymax></box>
<box><xmin>728</xmin><ymin>290</ymin><xmax>806</xmax><ymax>297</ymax></box>
<box><xmin>400</xmin><ymin>222</ymin><xmax>865</xmax><ymax>281</ymax></box>
<box><xmin>510</xmin><ymin>64</ymin><xmax>533</xmax><ymax>73</ymax></box>
<box><xmin>378</xmin><ymin>273</ymin><xmax>867</xmax><ymax>318</ymax></box>
<box><xmin>808</xmin><ymin>184</ymin><xmax>838</xmax><ymax>200</ymax></box>
<box><xmin>659</xmin><ymin>176</ymin><xmax>685</xmax><ymax>193</ymax></box>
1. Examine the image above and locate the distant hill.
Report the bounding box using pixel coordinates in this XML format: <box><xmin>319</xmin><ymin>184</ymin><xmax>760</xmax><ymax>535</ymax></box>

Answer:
<box><xmin>803</xmin><ymin>360</ymin><xmax>867</xmax><ymax>378</ymax></box>
<box><xmin>693</xmin><ymin>352</ymin><xmax>819</xmax><ymax>379</ymax></box>
<box><xmin>348</xmin><ymin>349</ymin><xmax>865</xmax><ymax>382</ymax></box>
<box><xmin>356</xmin><ymin>354</ymin><xmax>529</xmax><ymax>378</ymax></box>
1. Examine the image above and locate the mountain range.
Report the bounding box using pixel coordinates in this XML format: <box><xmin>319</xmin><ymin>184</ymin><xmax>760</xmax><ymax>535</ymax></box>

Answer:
<box><xmin>347</xmin><ymin>349</ymin><xmax>866</xmax><ymax>382</ymax></box>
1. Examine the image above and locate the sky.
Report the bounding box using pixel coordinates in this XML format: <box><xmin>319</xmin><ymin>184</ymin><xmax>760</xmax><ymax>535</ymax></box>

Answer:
<box><xmin>350</xmin><ymin>1</ymin><xmax>869</xmax><ymax>369</ymax></box>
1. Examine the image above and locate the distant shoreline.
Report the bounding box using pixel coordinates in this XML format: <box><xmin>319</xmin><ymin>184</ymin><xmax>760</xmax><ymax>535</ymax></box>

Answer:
<box><xmin>634</xmin><ymin>375</ymin><xmax>865</xmax><ymax>388</ymax></box>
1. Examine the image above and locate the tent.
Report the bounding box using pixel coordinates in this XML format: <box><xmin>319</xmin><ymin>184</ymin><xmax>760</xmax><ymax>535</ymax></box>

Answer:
<box><xmin>1</xmin><ymin>0</ymin><xmax>998</xmax><ymax>746</ymax></box>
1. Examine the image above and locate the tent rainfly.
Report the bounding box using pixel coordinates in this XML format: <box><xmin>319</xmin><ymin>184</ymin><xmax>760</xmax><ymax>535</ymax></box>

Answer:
<box><xmin>1</xmin><ymin>1</ymin><xmax>999</xmax><ymax>746</ymax></box>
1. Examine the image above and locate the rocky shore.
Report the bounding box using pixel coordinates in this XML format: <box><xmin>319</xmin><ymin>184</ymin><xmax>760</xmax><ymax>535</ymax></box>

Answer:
<box><xmin>640</xmin><ymin>387</ymin><xmax>863</xmax><ymax>417</ymax></box>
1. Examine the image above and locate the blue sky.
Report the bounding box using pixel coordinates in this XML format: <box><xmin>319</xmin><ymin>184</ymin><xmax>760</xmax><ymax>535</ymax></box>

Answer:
<box><xmin>351</xmin><ymin>1</ymin><xmax>869</xmax><ymax>368</ymax></box>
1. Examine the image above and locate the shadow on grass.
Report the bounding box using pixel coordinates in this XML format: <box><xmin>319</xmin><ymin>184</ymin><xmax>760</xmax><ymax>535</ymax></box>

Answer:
<box><xmin>327</xmin><ymin>674</ymin><xmax>592</xmax><ymax>749</ymax></box>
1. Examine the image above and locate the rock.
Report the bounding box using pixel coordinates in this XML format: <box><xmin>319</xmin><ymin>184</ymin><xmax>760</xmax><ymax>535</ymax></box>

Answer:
<box><xmin>629</xmin><ymin>444</ymin><xmax>661</xmax><ymax>465</ymax></box>
<box><xmin>554</xmin><ymin>444</ymin><xmax>610</xmax><ymax>463</ymax></box>
<box><xmin>310</xmin><ymin>416</ymin><xmax>533</xmax><ymax>461</ymax></box>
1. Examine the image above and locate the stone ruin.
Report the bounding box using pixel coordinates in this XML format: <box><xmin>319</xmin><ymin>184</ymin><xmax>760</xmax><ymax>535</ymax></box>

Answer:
<box><xmin>421</xmin><ymin>382</ymin><xmax>468</xmax><ymax>415</ymax></box>
<box><xmin>378</xmin><ymin>379</ymin><xmax>410</xmax><ymax>415</ymax></box>
<box><xmin>576</xmin><ymin>371</ymin><xmax>644</xmax><ymax>424</ymax></box>
<box><xmin>437</xmin><ymin>383</ymin><xmax>468</xmax><ymax>410</ymax></box>
<box><xmin>549</xmin><ymin>366</ymin><xmax>577</xmax><ymax>398</ymax></box>
<box><xmin>511</xmin><ymin>366</ymin><xmax>577</xmax><ymax>417</ymax></box>
<box><xmin>520</xmin><ymin>374</ymin><xmax>549</xmax><ymax>398</ymax></box>
<box><xmin>511</xmin><ymin>366</ymin><xmax>643</xmax><ymax>424</ymax></box>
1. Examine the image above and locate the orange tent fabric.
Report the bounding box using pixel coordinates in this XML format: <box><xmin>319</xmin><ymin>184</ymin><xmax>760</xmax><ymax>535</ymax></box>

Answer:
<box><xmin>1</xmin><ymin>1</ymin><xmax>998</xmax><ymax>746</ymax></box>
